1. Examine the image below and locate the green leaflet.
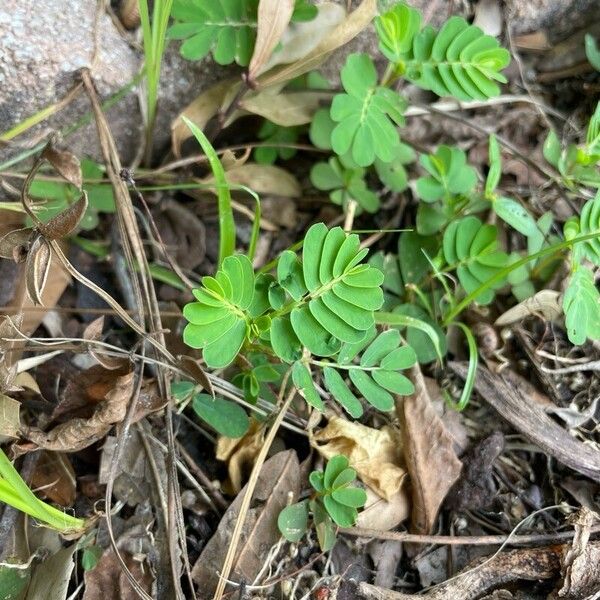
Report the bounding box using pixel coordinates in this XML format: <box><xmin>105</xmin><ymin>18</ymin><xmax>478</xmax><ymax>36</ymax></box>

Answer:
<box><xmin>318</xmin><ymin>328</ymin><xmax>417</xmax><ymax>417</ymax></box>
<box><xmin>376</xmin><ymin>4</ymin><xmax>510</xmax><ymax>100</ymax></box>
<box><xmin>416</xmin><ymin>145</ymin><xmax>477</xmax><ymax>203</ymax></box>
<box><xmin>310</xmin><ymin>155</ymin><xmax>380</xmax><ymax>213</ymax></box>
<box><xmin>577</xmin><ymin>190</ymin><xmax>600</xmax><ymax>265</ymax></box>
<box><xmin>330</xmin><ymin>53</ymin><xmax>406</xmax><ymax>167</ymax></box>
<box><xmin>183</xmin><ymin>254</ymin><xmax>254</xmax><ymax>367</ymax></box>
<box><xmin>585</xmin><ymin>34</ymin><xmax>600</xmax><ymax>71</ymax></box>
<box><xmin>443</xmin><ymin>216</ymin><xmax>509</xmax><ymax>305</ymax></box>
<box><xmin>254</xmin><ymin>121</ymin><xmax>300</xmax><ymax>164</ymax></box>
<box><xmin>563</xmin><ymin>266</ymin><xmax>600</xmax><ymax>345</ymax></box>
<box><xmin>192</xmin><ymin>393</ymin><xmax>249</xmax><ymax>437</ymax></box>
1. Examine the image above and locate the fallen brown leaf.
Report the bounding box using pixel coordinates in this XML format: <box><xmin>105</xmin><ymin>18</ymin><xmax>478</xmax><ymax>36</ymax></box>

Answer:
<box><xmin>25</xmin><ymin>234</ymin><xmax>51</xmax><ymax>305</ymax></box>
<box><xmin>311</xmin><ymin>415</ymin><xmax>406</xmax><ymax>501</ymax></box>
<box><xmin>356</xmin><ymin>488</ymin><xmax>409</xmax><ymax>531</ymax></box>
<box><xmin>21</xmin><ymin>369</ymin><xmax>134</xmax><ymax>452</ymax></box>
<box><xmin>30</xmin><ymin>450</ymin><xmax>76</xmax><ymax>506</ymax></box>
<box><xmin>192</xmin><ymin>450</ymin><xmax>300</xmax><ymax>599</ymax></box>
<box><xmin>41</xmin><ymin>144</ymin><xmax>82</xmax><ymax>189</ymax></box>
<box><xmin>0</xmin><ymin>392</ymin><xmax>20</xmax><ymax>442</ymax></box>
<box><xmin>400</xmin><ymin>367</ymin><xmax>462</xmax><ymax>534</ymax></box>
<box><xmin>38</xmin><ymin>192</ymin><xmax>88</xmax><ymax>240</ymax></box>
<box><xmin>248</xmin><ymin>0</ymin><xmax>295</xmax><ymax>82</ymax></box>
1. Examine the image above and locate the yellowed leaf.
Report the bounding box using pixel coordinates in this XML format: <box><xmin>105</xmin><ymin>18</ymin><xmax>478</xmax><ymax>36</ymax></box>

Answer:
<box><xmin>400</xmin><ymin>368</ymin><xmax>462</xmax><ymax>534</ymax></box>
<box><xmin>216</xmin><ymin>420</ymin><xmax>265</xmax><ymax>494</ymax></box>
<box><xmin>356</xmin><ymin>488</ymin><xmax>410</xmax><ymax>531</ymax></box>
<box><xmin>311</xmin><ymin>415</ymin><xmax>406</xmax><ymax>501</ymax></box>
<box><xmin>203</xmin><ymin>163</ymin><xmax>301</xmax><ymax>198</ymax></box>
<box><xmin>240</xmin><ymin>91</ymin><xmax>331</xmax><ymax>126</ymax></box>
<box><xmin>171</xmin><ymin>78</ymin><xmax>240</xmax><ymax>157</ymax></box>
<box><xmin>257</xmin><ymin>0</ymin><xmax>376</xmax><ymax>88</ymax></box>
<box><xmin>248</xmin><ymin>0</ymin><xmax>295</xmax><ymax>81</ymax></box>
<box><xmin>495</xmin><ymin>289</ymin><xmax>562</xmax><ymax>326</ymax></box>
<box><xmin>0</xmin><ymin>392</ymin><xmax>20</xmax><ymax>442</ymax></box>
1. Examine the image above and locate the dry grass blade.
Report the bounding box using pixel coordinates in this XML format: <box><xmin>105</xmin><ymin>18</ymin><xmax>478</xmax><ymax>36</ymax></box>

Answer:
<box><xmin>450</xmin><ymin>362</ymin><xmax>600</xmax><ymax>483</ymax></box>
<box><xmin>248</xmin><ymin>0</ymin><xmax>295</xmax><ymax>82</ymax></box>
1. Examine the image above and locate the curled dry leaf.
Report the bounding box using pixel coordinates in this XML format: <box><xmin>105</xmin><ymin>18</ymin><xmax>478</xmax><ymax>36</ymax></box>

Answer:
<box><xmin>38</xmin><ymin>192</ymin><xmax>88</xmax><ymax>240</ymax></box>
<box><xmin>171</xmin><ymin>78</ymin><xmax>239</xmax><ymax>156</ymax></box>
<box><xmin>0</xmin><ymin>227</ymin><xmax>32</xmax><ymax>262</ymax></box>
<box><xmin>30</xmin><ymin>450</ymin><xmax>76</xmax><ymax>506</ymax></box>
<box><xmin>178</xmin><ymin>355</ymin><xmax>214</xmax><ymax>397</ymax></box>
<box><xmin>83</xmin><ymin>317</ymin><xmax>130</xmax><ymax>370</ymax></box>
<box><xmin>25</xmin><ymin>233</ymin><xmax>52</xmax><ymax>305</ymax></box>
<box><xmin>495</xmin><ymin>289</ymin><xmax>562</xmax><ymax>326</ymax></box>
<box><xmin>22</xmin><ymin>369</ymin><xmax>134</xmax><ymax>452</ymax></box>
<box><xmin>257</xmin><ymin>0</ymin><xmax>377</xmax><ymax>88</ymax></box>
<box><xmin>399</xmin><ymin>367</ymin><xmax>462</xmax><ymax>534</ymax></box>
<box><xmin>311</xmin><ymin>415</ymin><xmax>406</xmax><ymax>501</ymax></box>
<box><xmin>450</xmin><ymin>362</ymin><xmax>600</xmax><ymax>483</ymax></box>
<box><xmin>217</xmin><ymin>419</ymin><xmax>265</xmax><ymax>494</ymax></box>
<box><xmin>248</xmin><ymin>0</ymin><xmax>295</xmax><ymax>82</ymax></box>
<box><xmin>41</xmin><ymin>144</ymin><xmax>83</xmax><ymax>189</ymax></box>
<box><xmin>192</xmin><ymin>450</ymin><xmax>300</xmax><ymax>599</ymax></box>
<box><xmin>203</xmin><ymin>163</ymin><xmax>301</xmax><ymax>198</ymax></box>
<box><xmin>83</xmin><ymin>316</ymin><xmax>104</xmax><ymax>342</ymax></box>
<box><xmin>240</xmin><ymin>90</ymin><xmax>331</xmax><ymax>126</ymax></box>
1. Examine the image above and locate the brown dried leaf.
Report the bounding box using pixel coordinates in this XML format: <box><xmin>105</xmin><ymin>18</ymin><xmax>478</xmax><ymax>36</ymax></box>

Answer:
<box><xmin>257</xmin><ymin>0</ymin><xmax>376</xmax><ymax>88</ymax></box>
<box><xmin>192</xmin><ymin>450</ymin><xmax>300</xmax><ymax>599</ymax></box>
<box><xmin>30</xmin><ymin>451</ymin><xmax>76</xmax><ymax>506</ymax></box>
<box><xmin>356</xmin><ymin>488</ymin><xmax>409</xmax><ymax>531</ymax></box>
<box><xmin>83</xmin><ymin>550</ymin><xmax>153</xmax><ymax>600</ymax></box>
<box><xmin>42</xmin><ymin>144</ymin><xmax>82</xmax><ymax>189</ymax></box>
<box><xmin>0</xmin><ymin>392</ymin><xmax>20</xmax><ymax>442</ymax></box>
<box><xmin>178</xmin><ymin>355</ymin><xmax>214</xmax><ymax>397</ymax></box>
<box><xmin>39</xmin><ymin>192</ymin><xmax>88</xmax><ymax>240</ymax></box>
<box><xmin>0</xmin><ymin>227</ymin><xmax>32</xmax><ymax>262</ymax></box>
<box><xmin>83</xmin><ymin>316</ymin><xmax>104</xmax><ymax>341</ymax></box>
<box><xmin>311</xmin><ymin>416</ymin><xmax>406</xmax><ymax>501</ymax></box>
<box><xmin>171</xmin><ymin>78</ymin><xmax>240</xmax><ymax>156</ymax></box>
<box><xmin>203</xmin><ymin>163</ymin><xmax>301</xmax><ymax>197</ymax></box>
<box><xmin>240</xmin><ymin>91</ymin><xmax>331</xmax><ymax>126</ymax></box>
<box><xmin>400</xmin><ymin>368</ymin><xmax>462</xmax><ymax>534</ymax></box>
<box><xmin>216</xmin><ymin>419</ymin><xmax>265</xmax><ymax>494</ymax></box>
<box><xmin>22</xmin><ymin>370</ymin><xmax>134</xmax><ymax>452</ymax></box>
<box><xmin>450</xmin><ymin>362</ymin><xmax>600</xmax><ymax>483</ymax></box>
<box><xmin>248</xmin><ymin>0</ymin><xmax>295</xmax><ymax>81</ymax></box>
<box><xmin>25</xmin><ymin>234</ymin><xmax>51</xmax><ymax>305</ymax></box>
<box><xmin>26</xmin><ymin>544</ymin><xmax>77</xmax><ymax>600</ymax></box>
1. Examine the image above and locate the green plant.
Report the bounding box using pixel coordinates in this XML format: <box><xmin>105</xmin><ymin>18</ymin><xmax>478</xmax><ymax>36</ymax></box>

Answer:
<box><xmin>169</xmin><ymin>0</ymin><xmax>316</xmax><ymax>64</ymax></box>
<box><xmin>278</xmin><ymin>455</ymin><xmax>366</xmax><ymax>551</ymax></box>
<box><xmin>0</xmin><ymin>448</ymin><xmax>85</xmax><ymax>533</ymax></box>
<box><xmin>254</xmin><ymin>121</ymin><xmax>300</xmax><ymax>164</ymax></box>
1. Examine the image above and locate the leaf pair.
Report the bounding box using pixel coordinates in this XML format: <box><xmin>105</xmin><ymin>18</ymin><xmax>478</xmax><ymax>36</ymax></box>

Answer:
<box><xmin>293</xmin><ymin>328</ymin><xmax>416</xmax><ymax>417</ymax></box>
<box><xmin>271</xmin><ymin>224</ymin><xmax>384</xmax><ymax>363</ymax></box>
<box><xmin>183</xmin><ymin>254</ymin><xmax>255</xmax><ymax>368</ymax></box>
<box><xmin>563</xmin><ymin>266</ymin><xmax>600</xmax><ymax>346</ymax></box>
<box><xmin>376</xmin><ymin>3</ymin><xmax>510</xmax><ymax>100</ymax></box>
<box><xmin>330</xmin><ymin>53</ymin><xmax>406</xmax><ymax>167</ymax></box>
<box><xmin>443</xmin><ymin>216</ymin><xmax>508</xmax><ymax>305</ymax></box>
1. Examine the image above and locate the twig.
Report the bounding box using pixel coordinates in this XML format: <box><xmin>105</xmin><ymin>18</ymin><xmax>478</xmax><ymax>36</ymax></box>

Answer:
<box><xmin>212</xmin><ymin>373</ymin><xmax>295</xmax><ymax>600</ymax></box>
<box><xmin>341</xmin><ymin>524</ymin><xmax>600</xmax><ymax>546</ymax></box>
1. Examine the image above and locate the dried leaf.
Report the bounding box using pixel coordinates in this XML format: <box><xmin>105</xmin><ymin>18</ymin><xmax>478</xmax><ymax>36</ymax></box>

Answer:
<box><xmin>26</xmin><ymin>544</ymin><xmax>77</xmax><ymax>600</ymax></box>
<box><xmin>178</xmin><ymin>355</ymin><xmax>214</xmax><ymax>397</ymax></box>
<box><xmin>192</xmin><ymin>450</ymin><xmax>300</xmax><ymax>599</ymax></box>
<box><xmin>216</xmin><ymin>419</ymin><xmax>265</xmax><ymax>494</ymax></box>
<box><xmin>240</xmin><ymin>91</ymin><xmax>331</xmax><ymax>126</ymax></box>
<box><xmin>261</xmin><ymin>2</ymin><xmax>346</xmax><ymax>71</ymax></box>
<box><xmin>22</xmin><ymin>370</ymin><xmax>134</xmax><ymax>452</ymax></box>
<box><xmin>311</xmin><ymin>415</ymin><xmax>406</xmax><ymax>501</ymax></box>
<box><xmin>248</xmin><ymin>0</ymin><xmax>295</xmax><ymax>81</ymax></box>
<box><xmin>257</xmin><ymin>0</ymin><xmax>376</xmax><ymax>88</ymax></box>
<box><xmin>39</xmin><ymin>192</ymin><xmax>88</xmax><ymax>240</ymax></box>
<box><xmin>0</xmin><ymin>227</ymin><xmax>32</xmax><ymax>262</ymax></box>
<box><xmin>356</xmin><ymin>488</ymin><xmax>409</xmax><ymax>531</ymax></box>
<box><xmin>42</xmin><ymin>144</ymin><xmax>82</xmax><ymax>189</ymax></box>
<box><xmin>0</xmin><ymin>392</ymin><xmax>20</xmax><ymax>442</ymax></box>
<box><xmin>495</xmin><ymin>289</ymin><xmax>562</xmax><ymax>326</ymax></box>
<box><xmin>83</xmin><ymin>316</ymin><xmax>105</xmax><ymax>342</ymax></box>
<box><xmin>83</xmin><ymin>549</ymin><xmax>154</xmax><ymax>600</ymax></box>
<box><xmin>171</xmin><ymin>78</ymin><xmax>240</xmax><ymax>156</ymax></box>
<box><xmin>25</xmin><ymin>234</ymin><xmax>51</xmax><ymax>305</ymax></box>
<box><xmin>203</xmin><ymin>163</ymin><xmax>301</xmax><ymax>197</ymax></box>
<box><xmin>400</xmin><ymin>368</ymin><xmax>462</xmax><ymax>534</ymax></box>
<box><xmin>30</xmin><ymin>451</ymin><xmax>76</xmax><ymax>506</ymax></box>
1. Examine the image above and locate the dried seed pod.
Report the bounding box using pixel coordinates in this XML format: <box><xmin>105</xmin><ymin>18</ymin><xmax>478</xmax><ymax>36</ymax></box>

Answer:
<box><xmin>120</xmin><ymin>0</ymin><xmax>140</xmax><ymax>29</ymax></box>
<box><xmin>25</xmin><ymin>233</ymin><xmax>52</xmax><ymax>305</ymax></box>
